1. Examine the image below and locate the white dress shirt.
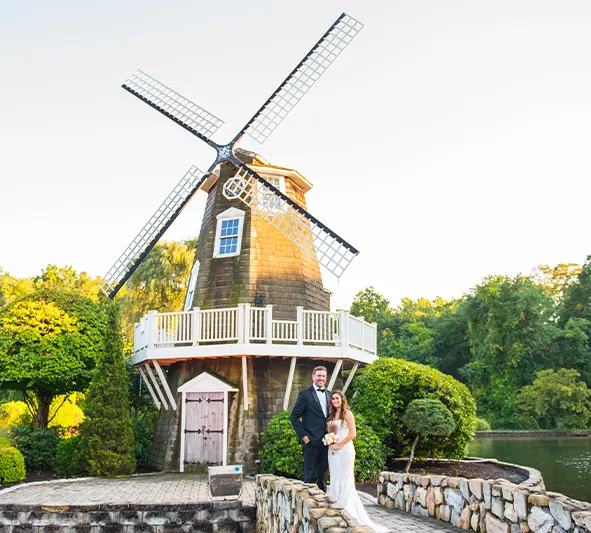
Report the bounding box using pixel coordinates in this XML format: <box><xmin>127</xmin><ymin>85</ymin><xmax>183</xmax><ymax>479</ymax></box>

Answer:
<box><xmin>315</xmin><ymin>387</ymin><xmax>328</xmax><ymax>417</ymax></box>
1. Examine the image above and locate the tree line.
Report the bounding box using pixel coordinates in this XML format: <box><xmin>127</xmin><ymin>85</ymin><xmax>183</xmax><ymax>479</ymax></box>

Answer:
<box><xmin>351</xmin><ymin>261</ymin><xmax>591</xmax><ymax>429</ymax></box>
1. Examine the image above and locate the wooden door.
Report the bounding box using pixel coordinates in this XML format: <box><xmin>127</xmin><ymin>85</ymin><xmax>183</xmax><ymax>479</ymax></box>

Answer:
<box><xmin>185</xmin><ymin>392</ymin><xmax>224</xmax><ymax>465</ymax></box>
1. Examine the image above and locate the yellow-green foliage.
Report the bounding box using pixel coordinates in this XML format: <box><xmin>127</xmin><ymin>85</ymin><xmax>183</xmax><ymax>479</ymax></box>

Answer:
<box><xmin>0</xmin><ymin>446</ymin><xmax>26</xmax><ymax>483</ymax></box>
<box><xmin>0</xmin><ymin>395</ymin><xmax>84</xmax><ymax>431</ymax></box>
<box><xmin>0</xmin><ymin>402</ymin><xmax>28</xmax><ymax>429</ymax></box>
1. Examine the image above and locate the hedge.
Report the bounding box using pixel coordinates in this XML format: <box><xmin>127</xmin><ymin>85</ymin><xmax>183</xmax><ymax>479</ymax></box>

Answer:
<box><xmin>350</xmin><ymin>358</ymin><xmax>476</xmax><ymax>459</ymax></box>
<box><xmin>0</xmin><ymin>446</ymin><xmax>26</xmax><ymax>483</ymax></box>
<box><xmin>259</xmin><ymin>410</ymin><xmax>386</xmax><ymax>482</ymax></box>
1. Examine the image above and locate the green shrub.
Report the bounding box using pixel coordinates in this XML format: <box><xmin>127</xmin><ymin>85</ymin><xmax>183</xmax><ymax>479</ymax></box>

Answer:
<box><xmin>55</xmin><ymin>436</ymin><xmax>84</xmax><ymax>476</ymax></box>
<box><xmin>350</xmin><ymin>358</ymin><xmax>476</xmax><ymax>460</ymax></box>
<box><xmin>259</xmin><ymin>410</ymin><xmax>386</xmax><ymax>482</ymax></box>
<box><xmin>402</xmin><ymin>399</ymin><xmax>456</xmax><ymax>472</ymax></box>
<box><xmin>350</xmin><ymin>413</ymin><xmax>387</xmax><ymax>481</ymax></box>
<box><xmin>0</xmin><ymin>446</ymin><xmax>26</xmax><ymax>483</ymax></box>
<box><xmin>259</xmin><ymin>411</ymin><xmax>303</xmax><ymax>479</ymax></box>
<box><xmin>78</xmin><ymin>303</ymin><xmax>135</xmax><ymax>477</ymax></box>
<box><xmin>132</xmin><ymin>417</ymin><xmax>154</xmax><ymax>466</ymax></box>
<box><xmin>9</xmin><ymin>425</ymin><xmax>60</xmax><ymax>470</ymax></box>
<box><xmin>474</xmin><ymin>417</ymin><xmax>491</xmax><ymax>431</ymax></box>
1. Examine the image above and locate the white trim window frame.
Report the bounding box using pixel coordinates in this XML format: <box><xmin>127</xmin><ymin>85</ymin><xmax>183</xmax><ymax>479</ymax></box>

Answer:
<box><xmin>183</xmin><ymin>259</ymin><xmax>200</xmax><ymax>311</ymax></box>
<box><xmin>213</xmin><ymin>207</ymin><xmax>245</xmax><ymax>259</ymax></box>
<box><xmin>259</xmin><ymin>174</ymin><xmax>286</xmax><ymax>212</ymax></box>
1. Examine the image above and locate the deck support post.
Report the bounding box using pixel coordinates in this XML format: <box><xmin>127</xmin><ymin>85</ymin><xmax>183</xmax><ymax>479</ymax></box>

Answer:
<box><xmin>144</xmin><ymin>361</ymin><xmax>168</xmax><ymax>410</ymax></box>
<box><xmin>327</xmin><ymin>359</ymin><xmax>343</xmax><ymax>391</ymax></box>
<box><xmin>283</xmin><ymin>356</ymin><xmax>298</xmax><ymax>410</ymax></box>
<box><xmin>153</xmin><ymin>360</ymin><xmax>176</xmax><ymax>411</ymax></box>
<box><xmin>138</xmin><ymin>365</ymin><xmax>161</xmax><ymax>409</ymax></box>
<box><xmin>242</xmin><ymin>355</ymin><xmax>248</xmax><ymax>410</ymax></box>
<box><xmin>179</xmin><ymin>390</ymin><xmax>186</xmax><ymax>472</ymax></box>
<box><xmin>342</xmin><ymin>361</ymin><xmax>359</xmax><ymax>394</ymax></box>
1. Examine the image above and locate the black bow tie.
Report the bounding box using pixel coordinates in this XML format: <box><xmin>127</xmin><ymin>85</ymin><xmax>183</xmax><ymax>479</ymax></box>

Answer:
<box><xmin>317</xmin><ymin>388</ymin><xmax>326</xmax><ymax>393</ymax></box>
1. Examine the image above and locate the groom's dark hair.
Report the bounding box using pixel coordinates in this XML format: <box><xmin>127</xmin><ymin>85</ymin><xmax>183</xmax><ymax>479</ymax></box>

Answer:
<box><xmin>312</xmin><ymin>365</ymin><xmax>327</xmax><ymax>374</ymax></box>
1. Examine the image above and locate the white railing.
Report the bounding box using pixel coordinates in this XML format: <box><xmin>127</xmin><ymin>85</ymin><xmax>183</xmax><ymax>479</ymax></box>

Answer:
<box><xmin>134</xmin><ymin>304</ymin><xmax>377</xmax><ymax>358</ymax></box>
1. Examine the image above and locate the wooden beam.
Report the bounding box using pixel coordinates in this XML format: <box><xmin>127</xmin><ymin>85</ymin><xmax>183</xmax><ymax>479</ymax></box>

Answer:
<box><xmin>242</xmin><ymin>355</ymin><xmax>248</xmax><ymax>410</ymax></box>
<box><xmin>342</xmin><ymin>362</ymin><xmax>359</xmax><ymax>394</ymax></box>
<box><xmin>153</xmin><ymin>360</ymin><xmax>177</xmax><ymax>411</ymax></box>
<box><xmin>144</xmin><ymin>362</ymin><xmax>168</xmax><ymax>410</ymax></box>
<box><xmin>179</xmin><ymin>391</ymin><xmax>186</xmax><ymax>472</ymax></box>
<box><xmin>327</xmin><ymin>359</ymin><xmax>343</xmax><ymax>391</ymax></box>
<box><xmin>138</xmin><ymin>366</ymin><xmax>161</xmax><ymax>410</ymax></box>
<box><xmin>283</xmin><ymin>357</ymin><xmax>297</xmax><ymax>410</ymax></box>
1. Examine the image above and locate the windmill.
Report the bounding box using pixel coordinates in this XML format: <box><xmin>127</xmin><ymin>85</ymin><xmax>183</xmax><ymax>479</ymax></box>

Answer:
<box><xmin>100</xmin><ymin>13</ymin><xmax>363</xmax><ymax>301</ymax></box>
<box><xmin>104</xmin><ymin>13</ymin><xmax>377</xmax><ymax>472</ymax></box>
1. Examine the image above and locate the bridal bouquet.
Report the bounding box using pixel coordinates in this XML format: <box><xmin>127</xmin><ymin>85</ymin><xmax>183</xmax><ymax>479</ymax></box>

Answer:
<box><xmin>322</xmin><ymin>432</ymin><xmax>337</xmax><ymax>454</ymax></box>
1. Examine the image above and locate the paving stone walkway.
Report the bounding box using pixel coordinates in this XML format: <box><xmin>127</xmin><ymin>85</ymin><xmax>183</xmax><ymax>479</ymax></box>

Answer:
<box><xmin>0</xmin><ymin>474</ymin><xmax>463</xmax><ymax>533</ymax></box>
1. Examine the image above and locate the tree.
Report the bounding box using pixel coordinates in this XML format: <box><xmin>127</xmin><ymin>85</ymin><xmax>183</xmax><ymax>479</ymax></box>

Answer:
<box><xmin>516</xmin><ymin>368</ymin><xmax>591</xmax><ymax>429</ymax></box>
<box><xmin>118</xmin><ymin>239</ymin><xmax>196</xmax><ymax>352</ymax></box>
<box><xmin>351</xmin><ymin>358</ymin><xmax>475</xmax><ymax>460</ymax></box>
<box><xmin>561</xmin><ymin>255</ymin><xmax>591</xmax><ymax>324</ymax></box>
<box><xmin>0</xmin><ymin>292</ymin><xmax>106</xmax><ymax>428</ymax></box>
<box><xmin>350</xmin><ymin>286</ymin><xmax>391</xmax><ymax>324</ymax></box>
<box><xmin>533</xmin><ymin>263</ymin><xmax>581</xmax><ymax>301</ymax></box>
<box><xmin>460</xmin><ymin>275</ymin><xmax>555</xmax><ymax>425</ymax></box>
<box><xmin>79</xmin><ymin>303</ymin><xmax>135</xmax><ymax>476</ymax></box>
<box><xmin>402</xmin><ymin>399</ymin><xmax>456</xmax><ymax>472</ymax></box>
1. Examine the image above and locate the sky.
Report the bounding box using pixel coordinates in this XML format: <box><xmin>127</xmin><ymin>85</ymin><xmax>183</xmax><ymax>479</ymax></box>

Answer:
<box><xmin>1</xmin><ymin>0</ymin><xmax>591</xmax><ymax>310</ymax></box>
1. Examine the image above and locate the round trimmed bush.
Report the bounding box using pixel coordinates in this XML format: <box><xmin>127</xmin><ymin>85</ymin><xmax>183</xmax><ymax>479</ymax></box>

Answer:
<box><xmin>350</xmin><ymin>358</ymin><xmax>476</xmax><ymax>459</ymax></box>
<box><xmin>259</xmin><ymin>410</ymin><xmax>386</xmax><ymax>482</ymax></box>
<box><xmin>0</xmin><ymin>446</ymin><xmax>26</xmax><ymax>483</ymax></box>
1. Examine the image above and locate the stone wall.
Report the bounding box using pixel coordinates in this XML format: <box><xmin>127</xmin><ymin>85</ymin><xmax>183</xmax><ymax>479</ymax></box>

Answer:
<box><xmin>256</xmin><ymin>474</ymin><xmax>373</xmax><ymax>533</ymax></box>
<box><xmin>377</xmin><ymin>470</ymin><xmax>591</xmax><ymax>533</ymax></box>
<box><xmin>0</xmin><ymin>500</ymin><xmax>255</xmax><ymax>533</ymax></box>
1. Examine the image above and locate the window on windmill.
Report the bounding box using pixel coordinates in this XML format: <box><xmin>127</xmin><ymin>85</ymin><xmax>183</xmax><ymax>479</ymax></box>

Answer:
<box><xmin>260</xmin><ymin>176</ymin><xmax>285</xmax><ymax>211</ymax></box>
<box><xmin>214</xmin><ymin>207</ymin><xmax>245</xmax><ymax>259</ymax></box>
<box><xmin>219</xmin><ymin>219</ymin><xmax>239</xmax><ymax>254</ymax></box>
<box><xmin>183</xmin><ymin>260</ymin><xmax>200</xmax><ymax>311</ymax></box>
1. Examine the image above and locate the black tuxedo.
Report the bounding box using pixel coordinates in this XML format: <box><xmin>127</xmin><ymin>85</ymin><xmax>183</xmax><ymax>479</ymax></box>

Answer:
<box><xmin>290</xmin><ymin>385</ymin><xmax>330</xmax><ymax>490</ymax></box>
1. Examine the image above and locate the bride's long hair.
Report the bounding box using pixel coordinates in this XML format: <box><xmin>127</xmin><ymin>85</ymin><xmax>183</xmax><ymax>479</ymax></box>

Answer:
<box><xmin>327</xmin><ymin>390</ymin><xmax>349</xmax><ymax>429</ymax></box>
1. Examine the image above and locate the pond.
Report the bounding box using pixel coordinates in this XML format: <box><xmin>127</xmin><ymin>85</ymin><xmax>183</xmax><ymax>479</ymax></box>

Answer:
<box><xmin>468</xmin><ymin>436</ymin><xmax>591</xmax><ymax>502</ymax></box>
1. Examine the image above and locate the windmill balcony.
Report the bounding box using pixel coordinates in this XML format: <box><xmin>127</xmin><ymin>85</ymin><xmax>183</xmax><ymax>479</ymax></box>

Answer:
<box><xmin>132</xmin><ymin>304</ymin><xmax>378</xmax><ymax>366</ymax></box>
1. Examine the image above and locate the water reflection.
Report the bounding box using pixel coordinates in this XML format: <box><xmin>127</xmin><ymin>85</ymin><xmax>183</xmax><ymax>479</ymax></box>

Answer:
<box><xmin>468</xmin><ymin>437</ymin><xmax>591</xmax><ymax>502</ymax></box>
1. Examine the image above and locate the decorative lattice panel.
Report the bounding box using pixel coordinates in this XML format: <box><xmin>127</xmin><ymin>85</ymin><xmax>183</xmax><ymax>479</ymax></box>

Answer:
<box><xmin>223</xmin><ymin>165</ymin><xmax>357</xmax><ymax>278</ymax></box>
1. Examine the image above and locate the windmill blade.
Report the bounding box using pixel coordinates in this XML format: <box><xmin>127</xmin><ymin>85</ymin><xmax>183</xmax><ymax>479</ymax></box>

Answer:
<box><xmin>100</xmin><ymin>165</ymin><xmax>209</xmax><ymax>299</ymax></box>
<box><xmin>122</xmin><ymin>70</ymin><xmax>224</xmax><ymax>142</ymax></box>
<box><xmin>223</xmin><ymin>164</ymin><xmax>358</xmax><ymax>278</ymax></box>
<box><xmin>238</xmin><ymin>13</ymin><xmax>363</xmax><ymax>145</ymax></box>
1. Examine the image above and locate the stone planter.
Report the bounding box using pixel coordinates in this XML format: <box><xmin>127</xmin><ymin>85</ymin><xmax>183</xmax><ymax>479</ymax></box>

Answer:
<box><xmin>377</xmin><ymin>460</ymin><xmax>591</xmax><ymax>533</ymax></box>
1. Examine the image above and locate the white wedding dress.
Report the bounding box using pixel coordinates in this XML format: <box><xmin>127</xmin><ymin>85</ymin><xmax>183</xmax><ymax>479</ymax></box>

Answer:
<box><xmin>327</xmin><ymin>420</ymin><xmax>389</xmax><ymax>533</ymax></box>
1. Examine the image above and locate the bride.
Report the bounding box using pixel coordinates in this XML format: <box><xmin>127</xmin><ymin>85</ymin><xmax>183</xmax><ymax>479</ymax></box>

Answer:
<box><xmin>326</xmin><ymin>390</ymin><xmax>389</xmax><ymax>533</ymax></box>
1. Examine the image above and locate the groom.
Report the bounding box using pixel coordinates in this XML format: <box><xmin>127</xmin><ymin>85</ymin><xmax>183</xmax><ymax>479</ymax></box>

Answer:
<box><xmin>289</xmin><ymin>366</ymin><xmax>330</xmax><ymax>491</ymax></box>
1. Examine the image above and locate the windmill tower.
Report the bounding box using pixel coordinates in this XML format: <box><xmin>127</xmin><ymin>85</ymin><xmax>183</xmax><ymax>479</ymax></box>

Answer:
<box><xmin>100</xmin><ymin>13</ymin><xmax>377</xmax><ymax>472</ymax></box>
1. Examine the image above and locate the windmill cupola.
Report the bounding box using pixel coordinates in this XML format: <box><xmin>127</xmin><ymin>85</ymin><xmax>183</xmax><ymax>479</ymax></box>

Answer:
<box><xmin>99</xmin><ymin>13</ymin><xmax>370</xmax><ymax>473</ymax></box>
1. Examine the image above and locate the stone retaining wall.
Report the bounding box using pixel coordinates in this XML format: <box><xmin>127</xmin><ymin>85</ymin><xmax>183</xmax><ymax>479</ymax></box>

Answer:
<box><xmin>0</xmin><ymin>501</ymin><xmax>255</xmax><ymax>533</ymax></box>
<box><xmin>256</xmin><ymin>474</ymin><xmax>373</xmax><ymax>533</ymax></box>
<box><xmin>378</xmin><ymin>470</ymin><xmax>591</xmax><ymax>533</ymax></box>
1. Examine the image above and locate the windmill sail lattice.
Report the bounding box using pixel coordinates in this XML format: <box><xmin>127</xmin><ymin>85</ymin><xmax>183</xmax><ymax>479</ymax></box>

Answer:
<box><xmin>122</xmin><ymin>71</ymin><xmax>225</xmax><ymax>141</ymax></box>
<box><xmin>223</xmin><ymin>165</ymin><xmax>358</xmax><ymax>278</ymax></box>
<box><xmin>240</xmin><ymin>14</ymin><xmax>363</xmax><ymax>144</ymax></box>
<box><xmin>101</xmin><ymin>12</ymin><xmax>363</xmax><ymax>299</ymax></box>
<box><xmin>100</xmin><ymin>166</ymin><xmax>207</xmax><ymax>297</ymax></box>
